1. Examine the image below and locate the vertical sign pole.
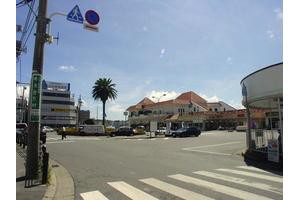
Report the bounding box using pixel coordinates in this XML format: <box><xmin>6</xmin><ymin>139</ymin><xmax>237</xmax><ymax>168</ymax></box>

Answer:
<box><xmin>26</xmin><ymin>0</ymin><xmax>48</xmax><ymax>183</ymax></box>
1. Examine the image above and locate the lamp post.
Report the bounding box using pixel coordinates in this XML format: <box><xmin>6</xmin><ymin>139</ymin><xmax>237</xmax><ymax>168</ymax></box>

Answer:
<box><xmin>76</xmin><ymin>95</ymin><xmax>83</xmax><ymax>129</ymax></box>
<box><xmin>150</xmin><ymin>93</ymin><xmax>166</xmax><ymax>138</ymax></box>
<box><xmin>152</xmin><ymin>93</ymin><xmax>166</xmax><ymax>103</ymax></box>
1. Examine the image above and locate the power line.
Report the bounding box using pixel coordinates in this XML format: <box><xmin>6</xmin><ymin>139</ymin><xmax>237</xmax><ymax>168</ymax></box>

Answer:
<box><xmin>19</xmin><ymin>57</ymin><xmax>22</xmax><ymax>82</ymax></box>
<box><xmin>20</xmin><ymin>0</ymin><xmax>35</xmax><ymax>43</ymax></box>
<box><xmin>22</xmin><ymin>20</ymin><xmax>36</xmax><ymax>49</ymax></box>
<box><xmin>26</xmin><ymin>0</ymin><xmax>37</xmax><ymax>17</ymax></box>
<box><xmin>16</xmin><ymin>1</ymin><xmax>25</xmax><ymax>6</ymax></box>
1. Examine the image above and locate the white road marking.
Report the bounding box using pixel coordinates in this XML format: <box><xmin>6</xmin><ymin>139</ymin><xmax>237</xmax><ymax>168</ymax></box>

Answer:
<box><xmin>182</xmin><ymin>149</ymin><xmax>232</xmax><ymax>156</ymax></box>
<box><xmin>182</xmin><ymin>141</ymin><xmax>242</xmax><ymax>156</ymax></box>
<box><xmin>194</xmin><ymin>171</ymin><xmax>282</xmax><ymax>195</ymax></box>
<box><xmin>47</xmin><ymin>137</ymin><xmax>60</xmax><ymax>140</ymax></box>
<box><xmin>182</xmin><ymin>141</ymin><xmax>241</xmax><ymax>150</ymax></box>
<box><xmin>163</xmin><ymin>138</ymin><xmax>169</xmax><ymax>140</ymax></box>
<box><xmin>236</xmin><ymin>166</ymin><xmax>273</xmax><ymax>174</ymax></box>
<box><xmin>107</xmin><ymin>181</ymin><xmax>159</xmax><ymax>200</ymax></box>
<box><xmin>169</xmin><ymin>174</ymin><xmax>273</xmax><ymax>200</ymax></box>
<box><xmin>47</xmin><ymin>141</ymin><xmax>75</xmax><ymax>144</ymax></box>
<box><xmin>216</xmin><ymin>169</ymin><xmax>283</xmax><ymax>183</ymax></box>
<box><xmin>80</xmin><ymin>190</ymin><xmax>109</xmax><ymax>200</ymax></box>
<box><xmin>140</xmin><ymin>178</ymin><xmax>214</xmax><ymax>200</ymax></box>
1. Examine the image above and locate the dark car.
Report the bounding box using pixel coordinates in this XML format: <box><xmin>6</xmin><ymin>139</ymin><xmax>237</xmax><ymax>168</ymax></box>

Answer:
<box><xmin>172</xmin><ymin>127</ymin><xmax>201</xmax><ymax>137</ymax></box>
<box><xmin>110</xmin><ymin>126</ymin><xmax>134</xmax><ymax>137</ymax></box>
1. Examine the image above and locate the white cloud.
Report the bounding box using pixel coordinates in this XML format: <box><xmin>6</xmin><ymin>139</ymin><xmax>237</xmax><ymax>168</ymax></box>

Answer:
<box><xmin>273</xmin><ymin>8</ymin><xmax>283</xmax><ymax>20</ymax></box>
<box><xmin>108</xmin><ymin>102</ymin><xmax>125</xmax><ymax>113</ymax></box>
<box><xmin>58</xmin><ymin>65</ymin><xmax>77</xmax><ymax>72</ymax></box>
<box><xmin>160</xmin><ymin>48</ymin><xmax>166</xmax><ymax>58</ymax></box>
<box><xmin>142</xmin><ymin>26</ymin><xmax>148</xmax><ymax>32</ymax></box>
<box><xmin>228</xmin><ymin>100</ymin><xmax>245</xmax><ymax>109</ymax></box>
<box><xmin>266</xmin><ymin>30</ymin><xmax>275</xmax><ymax>39</ymax></box>
<box><xmin>144</xmin><ymin>79</ymin><xmax>152</xmax><ymax>85</ymax></box>
<box><xmin>226</xmin><ymin>57</ymin><xmax>232</xmax><ymax>64</ymax></box>
<box><xmin>199</xmin><ymin>93</ymin><xmax>220</xmax><ymax>102</ymax></box>
<box><xmin>146</xmin><ymin>90</ymin><xmax>179</xmax><ymax>102</ymax></box>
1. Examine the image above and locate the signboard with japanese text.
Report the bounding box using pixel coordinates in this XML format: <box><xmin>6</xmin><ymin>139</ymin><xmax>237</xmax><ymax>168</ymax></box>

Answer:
<box><xmin>29</xmin><ymin>74</ymin><xmax>42</xmax><ymax>122</ymax></box>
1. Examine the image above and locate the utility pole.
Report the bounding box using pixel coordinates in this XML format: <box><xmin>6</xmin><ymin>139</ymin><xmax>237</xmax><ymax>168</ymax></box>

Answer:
<box><xmin>26</xmin><ymin>0</ymin><xmax>48</xmax><ymax>183</ymax></box>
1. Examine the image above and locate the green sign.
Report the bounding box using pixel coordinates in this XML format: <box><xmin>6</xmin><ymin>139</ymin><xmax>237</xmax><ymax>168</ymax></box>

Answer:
<box><xmin>29</xmin><ymin>74</ymin><xmax>42</xmax><ymax>122</ymax></box>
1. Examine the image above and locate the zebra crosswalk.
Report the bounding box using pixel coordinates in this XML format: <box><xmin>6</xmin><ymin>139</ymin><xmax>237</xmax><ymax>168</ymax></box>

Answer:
<box><xmin>79</xmin><ymin>165</ymin><xmax>283</xmax><ymax>200</ymax></box>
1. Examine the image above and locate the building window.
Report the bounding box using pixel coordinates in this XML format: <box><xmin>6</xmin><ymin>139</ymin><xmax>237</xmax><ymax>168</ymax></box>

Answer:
<box><xmin>224</xmin><ymin>108</ymin><xmax>226</xmax><ymax>111</ymax></box>
<box><xmin>42</xmin><ymin>100</ymin><xmax>74</xmax><ymax>105</ymax></box>
<box><xmin>194</xmin><ymin>107</ymin><xmax>196</xmax><ymax>112</ymax></box>
<box><xmin>42</xmin><ymin>92</ymin><xmax>70</xmax><ymax>98</ymax></box>
<box><xmin>209</xmin><ymin>108</ymin><xmax>212</xmax><ymax>111</ymax></box>
<box><xmin>214</xmin><ymin>108</ymin><xmax>218</xmax><ymax>112</ymax></box>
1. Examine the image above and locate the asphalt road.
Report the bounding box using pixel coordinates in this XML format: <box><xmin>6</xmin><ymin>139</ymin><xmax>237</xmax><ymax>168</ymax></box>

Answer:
<box><xmin>46</xmin><ymin>130</ymin><xmax>283</xmax><ymax>200</ymax></box>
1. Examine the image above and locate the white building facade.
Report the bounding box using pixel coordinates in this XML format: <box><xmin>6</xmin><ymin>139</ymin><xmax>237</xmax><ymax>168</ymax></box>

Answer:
<box><xmin>41</xmin><ymin>81</ymin><xmax>76</xmax><ymax>126</ymax></box>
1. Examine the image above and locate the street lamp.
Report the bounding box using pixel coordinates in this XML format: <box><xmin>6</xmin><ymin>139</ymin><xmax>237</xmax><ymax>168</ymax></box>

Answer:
<box><xmin>150</xmin><ymin>93</ymin><xmax>166</xmax><ymax>138</ymax></box>
<box><xmin>151</xmin><ymin>93</ymin><xmax>166</xmax><ymax>103</ymax></box>
<box><xmin>76</xmin><ymin>95</ymin><xmax>83</xmax><ymax>129</ymax></box>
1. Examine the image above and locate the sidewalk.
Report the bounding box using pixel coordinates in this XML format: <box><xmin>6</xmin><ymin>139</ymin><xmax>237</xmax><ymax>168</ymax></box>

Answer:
<box><xmin>16</xmin><ymin>145</ymin><xmax>46</xmax><ymax>200</ymax></box>
<box><xmin>242</xmin><ymin>149</ymin><xmax>283</xmax><ymax>173</ymax></box>
<box><xmin>16</xmin><ymin>145</ymin><xmax>75</xmax><ymax>200</ymax></box>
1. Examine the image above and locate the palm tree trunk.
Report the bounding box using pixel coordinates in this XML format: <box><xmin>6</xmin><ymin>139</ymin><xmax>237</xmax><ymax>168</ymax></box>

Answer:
<box><xmin>102</xmin><ymin>101</ymin><xmax>106</xmax><ymax>128</ymax></box>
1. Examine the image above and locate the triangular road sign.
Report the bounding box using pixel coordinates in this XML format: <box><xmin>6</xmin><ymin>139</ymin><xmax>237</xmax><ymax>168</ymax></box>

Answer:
<box><xmin>67</xmin><ymin>5</ymin><xmax>84</xmax><ymax>24</ymax></box>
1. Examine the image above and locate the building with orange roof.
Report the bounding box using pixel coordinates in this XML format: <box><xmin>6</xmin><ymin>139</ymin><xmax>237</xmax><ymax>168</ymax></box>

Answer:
<box><xmin>126</xmin><ymin>91</ymin><xmax>266</xmax><ymax>131</ymax></box>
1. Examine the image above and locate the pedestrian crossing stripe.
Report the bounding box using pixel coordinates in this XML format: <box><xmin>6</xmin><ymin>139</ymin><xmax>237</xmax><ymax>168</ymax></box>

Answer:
<box><xmin>108</xmin><ymin>181</ymin><xmax>159</xmax><ymax>200</ymax></box>
<box><xmin>194</xmin><ymin>170</ymin><xmax>282</xmax><ymax>195</ymax></box>
<box><xmin>169</xmin><ymin>174</ymin><xmax>273</xmax><ymax>200</ymax></box>
<box><xmin>140</xmin><ymin>178</ymin><xmax>214</xmax><ymax>200</ymax></box>
<box><xmin>216</xmin><ymin>168</ymin><xmax>283</xmax><ymax>183</ymax></box>
<box><xmin>80</xmin><ymin>166</ymin><xmax>282</xmax><ymax>200</ymax></box>
<box><xmin>236</xmin><ymin>166</ymin><xmax>272</xmax><ymax>174</ymax></box>
<box><xmin>80</xmin><ymin>191</ymin><xmax>109</xmax><ymax>200</ymax></box>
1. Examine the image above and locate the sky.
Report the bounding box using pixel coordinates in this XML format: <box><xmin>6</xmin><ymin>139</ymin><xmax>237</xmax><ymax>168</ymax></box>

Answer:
<box><xmin>16</xmin><ymin>0</ymin><xmax>283</xmax><ymax>120</ymax></box>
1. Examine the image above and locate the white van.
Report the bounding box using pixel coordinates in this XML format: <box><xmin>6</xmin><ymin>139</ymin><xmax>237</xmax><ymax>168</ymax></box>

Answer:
<box><xmin>79</xmin><ymin>125</ymin><xmax>105</xmax><ymax>136</ymax></box>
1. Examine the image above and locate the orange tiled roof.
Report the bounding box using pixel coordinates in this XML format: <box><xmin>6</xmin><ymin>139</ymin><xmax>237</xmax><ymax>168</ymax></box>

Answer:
<box><xmin>176</xmin><ymin>91</ymin><xmax>208</xmax><ymax>108</ymax></box>
<box><xmin>127</xmin><ymin>91</ymin><xmax>211</xmax><ymax>111</ymax></box>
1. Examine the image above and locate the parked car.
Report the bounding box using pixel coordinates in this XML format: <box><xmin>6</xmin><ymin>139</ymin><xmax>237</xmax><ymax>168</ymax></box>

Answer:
<box><xmin>42</xmin><ymin>126</ymin><xmax>54</xmax><ymax>133</ymax></box>
<box><xmin>155</xmin><ymin>127</ymin><xmax>166</xmax><ymax>135</ymax></box>
<box><xmin>236</xmin><ymin>125</ymin><xmax>247</xmax><ymax>132</ymax></box>
<box><xmin>227</xmin><ymin>127</ymin><xmax>235</xmax><ymax>132</ymax></box>
<box><xmin>110</xmin><ymin>126</ymin><xmax>134</xmax><ymax>137</ymax></box>
<box><xmin>16</xmin><ymin>123</ymin><xmax>27</xmax><ymax>132</ymax></box>
<box><xmin>133</xmin><ymin>126</ymin><xmax>146</xmax><ymax>135</ymax></box>
<box><xmin>58</xmin><ymin>127</ymin><xmax>79</xmax><ymax>135</ymax></box>
<box><xmin>79</xmin><ymin>125</ymin><xmax>105</xmax><ymax>136</ymax></box>
<box><xmin>105</xmin><ymin>126</ymin><xmax>116</xmax><ymax>134</ymax></box>
<box><xmin>16</xmin><ymin>123</ymin><xmax>28</xmax><ymax>145</ymax></box>
<box><xmin>171</xmin><ymin>127</ymin><xmax>201</xmax><ymax>137</ymax></box>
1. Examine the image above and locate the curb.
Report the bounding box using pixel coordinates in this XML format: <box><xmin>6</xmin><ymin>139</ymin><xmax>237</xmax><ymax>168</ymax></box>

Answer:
<box><xmin>42</xmin><ymin>159</ymin><xmax>75</xmax><ymax>200</ymax></box>
<box><xmin>242</xmin><ymin>150</ymin><xmax>283</xmax><ymax>172</ymax></box>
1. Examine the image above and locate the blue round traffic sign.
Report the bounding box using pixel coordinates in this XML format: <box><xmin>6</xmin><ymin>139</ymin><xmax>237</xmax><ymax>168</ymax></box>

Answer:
<box><xmin>85</xmin><ymin>10</ymin><xmax>100</xmax><ymax>25</ymax></box>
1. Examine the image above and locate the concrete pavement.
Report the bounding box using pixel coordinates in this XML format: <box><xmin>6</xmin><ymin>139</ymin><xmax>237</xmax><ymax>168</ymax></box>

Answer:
<box><xmin>16</xmin><ymin>145</ymin><xmax>46</xmax><ymax>200</ymax></box>
<box><xmin>16</xmin><ymin>143</ymin><xmax>75</xmax><ymax>200</ymax></box>
<box><xmin>45</xmin><ymin>130</ymin><xmax>283</xmax><ymax>200</ymax></box>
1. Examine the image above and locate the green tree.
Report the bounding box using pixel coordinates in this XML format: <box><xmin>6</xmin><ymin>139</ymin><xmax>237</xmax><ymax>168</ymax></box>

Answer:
<box><xmin>92</xmin><ymin>78</ymin><xmax>117</xmax><ymax>127</ymax></box>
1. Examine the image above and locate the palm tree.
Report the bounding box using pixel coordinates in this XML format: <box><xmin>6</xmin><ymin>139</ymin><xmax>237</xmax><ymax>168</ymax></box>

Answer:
<box><xmin>92</xmin><ymin>78</ymin><xmax>117</xmax><ymax>127</ymax></box>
